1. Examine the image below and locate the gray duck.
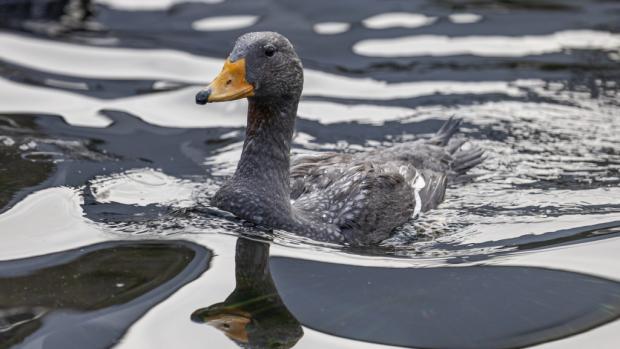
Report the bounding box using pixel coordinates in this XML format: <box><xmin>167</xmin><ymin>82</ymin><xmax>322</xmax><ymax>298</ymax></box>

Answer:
<box><xmin>196</xmin><ymin>32</ymin><xmax>484</xmax><ymax>245</ymax></box>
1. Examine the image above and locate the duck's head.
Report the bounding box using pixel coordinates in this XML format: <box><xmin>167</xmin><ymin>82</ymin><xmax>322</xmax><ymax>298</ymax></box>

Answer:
<box><xmin>196</xmin><ymin>32</ymin><xmax>303</xmax><ymax>105</ymax></box>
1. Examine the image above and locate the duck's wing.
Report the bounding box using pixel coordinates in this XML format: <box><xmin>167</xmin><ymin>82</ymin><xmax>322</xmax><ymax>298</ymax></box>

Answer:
<box><xmin>359</xmin><ymin>144</ymin><xmax>451</xmax><ymax>213</ymax></box>
<box><xmin>289</xmin><ymin>148</ymin><xmax>452</xmax><ymax>243</ymax></box>
<box><xmin>289</xmin><ymin>152</ymin><xmax>353</xmax><ymax>200</ymax></box>
<box><xmin>362</xmin><ymin>117</ymin><xmax>485</xmax><ymax>211</ymax></box>
<box><xmin>292</xmin><ymin>161</ymin><xmax>416</xmax><ymax>245</ymax></box>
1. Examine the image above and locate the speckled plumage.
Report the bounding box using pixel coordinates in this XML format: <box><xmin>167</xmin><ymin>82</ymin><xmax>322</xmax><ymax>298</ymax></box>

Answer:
<box><xmin>205</xmin><ymin>32</ymin><xmax>484</xmax><ymax>245</ymax></box>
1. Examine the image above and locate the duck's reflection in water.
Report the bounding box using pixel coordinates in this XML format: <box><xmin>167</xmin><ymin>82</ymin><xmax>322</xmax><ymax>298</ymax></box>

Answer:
<box><xmin>192</xmin><ymin>238</ymin><xmax>302</xmax><ymax>349</ymax></box>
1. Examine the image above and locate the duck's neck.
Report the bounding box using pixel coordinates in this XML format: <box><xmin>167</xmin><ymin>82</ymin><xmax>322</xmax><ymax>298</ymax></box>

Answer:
<box><xmin>232</xmin><ymin>96</ymin><xmax>298</xmax><ymax>201</ymax></box>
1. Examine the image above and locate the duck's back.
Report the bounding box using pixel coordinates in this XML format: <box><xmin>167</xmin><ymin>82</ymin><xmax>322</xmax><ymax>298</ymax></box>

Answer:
<box><xmin>289</xmin><ymin>117</ymin><xmax>484</xmax><ymax>244</ymax></box>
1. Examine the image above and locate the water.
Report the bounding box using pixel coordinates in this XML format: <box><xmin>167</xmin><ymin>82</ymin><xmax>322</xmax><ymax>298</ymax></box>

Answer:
<box><xmin>0</xmin><ymin>0</ymin><xmax>619</xmax><ymax>348</ymax></box>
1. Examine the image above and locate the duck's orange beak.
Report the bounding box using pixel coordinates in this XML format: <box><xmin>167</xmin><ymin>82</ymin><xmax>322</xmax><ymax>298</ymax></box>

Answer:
<box><xmin>196</xmin><ymin>58</ymin><xmax>254</xmax><ymax>104</ymax></box>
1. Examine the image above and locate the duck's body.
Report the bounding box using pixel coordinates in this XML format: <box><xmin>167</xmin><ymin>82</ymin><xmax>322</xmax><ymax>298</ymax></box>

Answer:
<box><xmin>289</xmin><ymin>118</ymin><xmax>483</xmax><ymax>244</ymax></box>
<box><xmin>198</xmin><ymin>32</ymin><xmax>484</xmax><ymax>245</ymax></box>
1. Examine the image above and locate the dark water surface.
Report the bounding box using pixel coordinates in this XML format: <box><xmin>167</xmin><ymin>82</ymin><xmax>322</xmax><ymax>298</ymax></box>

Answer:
<box><xmin>0</xmin><ymin>0</ymin><xmax>619</xmax><ymax>348</ymax></box>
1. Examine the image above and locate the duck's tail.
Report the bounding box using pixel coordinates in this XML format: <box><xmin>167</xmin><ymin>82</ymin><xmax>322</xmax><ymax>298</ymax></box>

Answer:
<box><xmin>429</xmin><ymin>115</ymin><xmax>462</xmax><ymax>146</ymax></box>
<box><xmin>431</xmin><ymin>116</ymin><xmax>486</xmax><ymax>175</ymax></box>
<box><xmin>452</xmin><ymin>146</ymin><xmax>486</xmax><ymax>174</ymax></box>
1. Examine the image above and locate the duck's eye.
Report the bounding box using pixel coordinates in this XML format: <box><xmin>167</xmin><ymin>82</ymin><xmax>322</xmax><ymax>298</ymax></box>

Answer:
<box><xmin>264</xmin><ymin>45</ymin><xmax>276</xmax><ymax>57</ymax></box>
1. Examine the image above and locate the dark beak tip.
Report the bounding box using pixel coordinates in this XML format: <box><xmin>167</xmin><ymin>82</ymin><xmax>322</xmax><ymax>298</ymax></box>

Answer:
<box><xmin>190</xmin><ymin>312</ymin><xmax>203</xmax><ymax>323</ymax></box>
<box><xmin>195</xmin><ymin>90</ymin><xmax>210</xmax><ymax>105</ymax></box>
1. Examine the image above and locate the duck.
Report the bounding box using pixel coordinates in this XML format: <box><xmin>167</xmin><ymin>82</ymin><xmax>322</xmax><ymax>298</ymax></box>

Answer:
<box><xmin>195</xmin><ymin>32</ymin><xmax>484</xmax><ymax>245</ymax></box>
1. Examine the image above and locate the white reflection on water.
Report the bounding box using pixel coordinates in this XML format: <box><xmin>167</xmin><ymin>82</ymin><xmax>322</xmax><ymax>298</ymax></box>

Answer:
<box><xmin>448</xmin><ymin>13</ymin><xmax>482</xmax><ymax>24</ymax></box>
<box><xmin>0</xmin><ymin>187</ymin><xmax>108</xmax><ymax>260</ymax></box>
<box><xmin>496</xmin><ymin>236</ymin><xmax>620</xmax><ymax>282</ymax></box>
<box><xmin>0</xmin><ymin>32</ymin><xmax>221</xmax><ymax>83</ymax></box>
<box><xmin>354</xmin><ymin>30</ymin><xmax>620</xmax><ymax>57</ymax></box>
<box><xmin>192</xmin><ymin>15</ymin><xmax>258</xmax><ymax>31</ymax></box>
<box><xmin>43</xmin><ymin>79</ymin><xmax>89</xmax><ymax>90</ymax></box>
<box><xmin>204</xmin><ymin>139</ymin><xmax>244</xmax><ymax>176</ymax></box>
<box><xmin>362</xmin><ymin>12</ymin><xmax>436</xmax><ymax>29</ymax></box>
<box><xmin>95</xmin><ymin>0</ymin><xmax>224</xmax><ymax>11</ymax></box>
<box><xmin>90</xmin><ymin>168</ymin><xmax>201</xmax><ymax>207</ymax></box>
<box><xmin>297</xmin><ymin>100</ymin><xmax>414</xmax><ymax>125</ymax></box>
<box><xmin>313</xmin><ymin>22</ymin><xmax>350</xmax><ymax>35</ymax></box>
<box><xmin>0</xmin><ymin>77</ymin><xmax>112</xmax><ymax>127</ymax></box>
<box><xmin>304</xmin><ymin>70</ymin><xmax>532</xmax><ymax>99</ymax></box>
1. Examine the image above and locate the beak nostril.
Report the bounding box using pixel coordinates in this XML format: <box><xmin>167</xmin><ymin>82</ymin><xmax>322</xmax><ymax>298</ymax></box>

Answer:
<box><xmin>226</xmin><ymin>79</ymin><xmax>232</xmax><ymax>85</ymax></box>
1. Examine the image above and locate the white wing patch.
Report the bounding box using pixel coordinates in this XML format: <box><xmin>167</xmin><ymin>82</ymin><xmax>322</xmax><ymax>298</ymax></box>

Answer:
<box><xmin>397</xmin><ymin>164</ymin><xmax>427</xmax><ymax>219</ymax></box>
<box><xmin>412</xmin><ymin>171</ymin><xmax>426</xmax><ymax>218</ymax></box>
